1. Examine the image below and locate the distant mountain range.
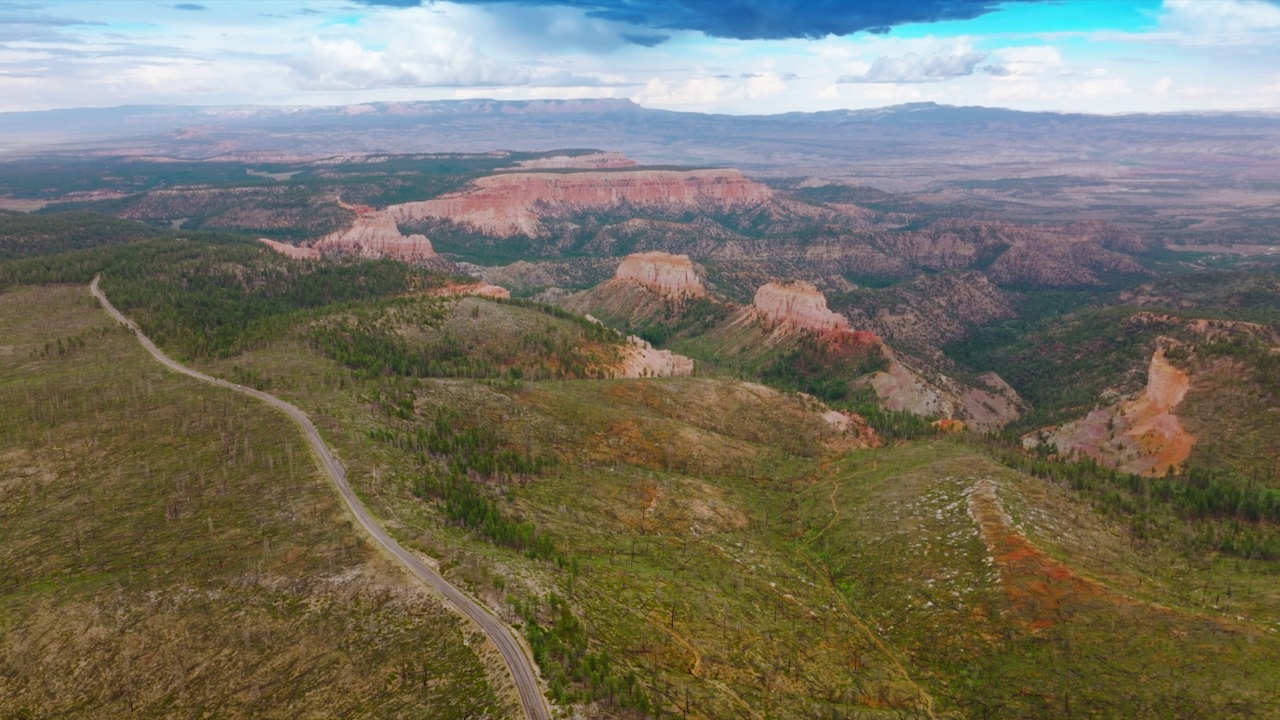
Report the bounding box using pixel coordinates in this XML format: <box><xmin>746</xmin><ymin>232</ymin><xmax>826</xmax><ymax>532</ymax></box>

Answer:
<box><xmin>3</xmin><ymin>99</ymin><xmax>1278</xmax><ymax>192</ymax></box>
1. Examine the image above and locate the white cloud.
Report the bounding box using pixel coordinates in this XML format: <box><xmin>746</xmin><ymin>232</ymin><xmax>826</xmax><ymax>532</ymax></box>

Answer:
<box><xmin>838</xmin><ymin>47</ymin><xmax>988</xmax><ymax>83</ymax></box>
<box><xmin>745</xmin><ymin>71</ymin><xmax>787</xmax><ymax>99</ymax></box>
<box><xmin>636</xmin><ymin>76</ymin><xmax>727</xmax><ymax>106</ymax></box>
<box><xmin>290</xmin><ymin>30</ymin><xmax>530</xmax><ymax>89</ymax></box>
<box><xmin>990</xmin><ymin>45</ymin><xmax>1064</xmax><ymax>76</ymax></box>
<box><xmin>1158</xmin><ymin>0</ymin><xmax>1280</xmax><ymax>37</ymax></box>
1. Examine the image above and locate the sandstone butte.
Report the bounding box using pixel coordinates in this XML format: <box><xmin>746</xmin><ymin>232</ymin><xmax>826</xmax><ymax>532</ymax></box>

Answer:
<box><xmin>752</xmin><ymin>281</ymin><xmax>852</xmax><ymax>334</ymax></box>
<box><xmin>1030</xmin><ymin>346</ymin><xmax>1194</xmax><ymax>476</ymax></box>
<box><xmin>613</xmin><ymin>252</ymin><xmax>707</xmax><ymax>300</ymax></box>
<box><xmin>260</xmin><ymin>205</ymin><xmax>437</xmax><ymax>264</ymax></box>
<box><xmin>387</xmin><ymin>169</ymin><xmax>774</xmax><ymax>237</ymax></box>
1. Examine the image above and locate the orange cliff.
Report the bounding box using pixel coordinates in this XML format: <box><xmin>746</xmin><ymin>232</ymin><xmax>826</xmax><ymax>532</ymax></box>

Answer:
<box><xmin>613</xmin><ymin>252</ymin><xmax>707</xmax><ymax>300</ymax></box>
<box><xmin>387</xmin><ymin>169</ymin><xmax>774</xmax><ymax>237</ymax></box>
<box><xmin>1027</xmin><ymin>345</ymin><xmax>1194</xmax><ymax>476</ymax></box>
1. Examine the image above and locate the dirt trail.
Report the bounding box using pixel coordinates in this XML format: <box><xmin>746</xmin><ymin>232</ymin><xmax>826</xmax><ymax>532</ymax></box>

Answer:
<box><xmin>799</xmin><ymin>457</ymin><xmax>937</xmax><ymax>719</ymax></box>
<box><xmin>90</xmin><ymin>277</ymin><xmax>550</xmax><ymax>720</ymax></box>
<box><xmin>645</xmin><ymin>613</ymin><xmax>763</xmax><ymax>720</ymax></box>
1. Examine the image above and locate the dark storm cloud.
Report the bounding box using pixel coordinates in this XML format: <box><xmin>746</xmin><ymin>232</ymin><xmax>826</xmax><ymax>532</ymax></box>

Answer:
<box><xmin>620</xmin><ymin>32</ymin><xmax>669</xmax><ymax>46</ymax></box>
<box><xmin>354</xmin><ymin>0</ymin><xmax>1051</xmax><ymax>40</ymax></box>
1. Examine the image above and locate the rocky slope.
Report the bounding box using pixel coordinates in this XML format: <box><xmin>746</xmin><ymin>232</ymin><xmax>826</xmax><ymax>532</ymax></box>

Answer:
<box><xmin>1026</xmin><ymin>345</ymin><xmax>1194</xmax><ymax>476</ymax></box>
<box><xmin>835</xmin><ymin>272</ymin><xmax>1018</xmax><ymax>361</ymax></box>
<box><xmin>558</xmin><ymin>253</ymin><xmax>717</xmax><ymax>331</ymax></box>
<box><xmin>388</xmin><ymin>169</ymin><xmax>773</xmax><ymax>237</ymax></box>
<box><xmin>258</xmin><ymin>237</ymin><xmax>319</xmax><ymax>260</ymax></box>
<box><xmin>431</xmin><ymin>281</ymin><xmax>512</xmax><ymax>299</ymax></box>
<box><xmin>867</xmin><ymin>356</ymin><xmax>1026</xmax><ymax>433</ymax></box>
<box><xmin>614</xmin><ymin>336</ymin><xmax>695</xmax><ymax>379</ymax></box>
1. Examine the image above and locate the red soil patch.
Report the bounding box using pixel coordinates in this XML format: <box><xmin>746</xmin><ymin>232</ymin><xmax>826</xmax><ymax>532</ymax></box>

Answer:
<box><xmin>969</xmin><ymin>480</ymin><xmax>1112</xmax><ymax>630</ymax></box>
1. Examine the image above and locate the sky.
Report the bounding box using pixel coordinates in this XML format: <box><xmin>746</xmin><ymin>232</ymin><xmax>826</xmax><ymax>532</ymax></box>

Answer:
<box><xmin>1</xmin><ymin>0</ymin><xmax>1279</xmax><ymax>114</ymax></box>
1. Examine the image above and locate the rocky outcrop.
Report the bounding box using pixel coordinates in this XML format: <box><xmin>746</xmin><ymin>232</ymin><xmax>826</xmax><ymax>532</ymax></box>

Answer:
<box><xmin>866</xmin><ymin>356</ymin><xmax>1024</xmax><ymax>433</ymax></box>
<box><xmin>614</xmin><ymin>336</ymin><xmax>695</xmax><ymax>378</ymax></box>
<box><xmin>259</xmin><ymin>205</ymin><xmax>437</xmax><ymax>264</ymax></box>
<box><xmin>258</xmin><ymin>237</ymin><xmax>319</xmax><ymax>260</ymax></box>
<box><xmin>312</xmin><ymin>210</ymin><xmax>436</xmax><ymax>262</ymax></box>
<box><xmin>1026</xmin><ymin>345</ymin><xmax>1195</xmax><ymax>476</ymax></box>
<box><xmin>613</xmin><ymin>252</ymin><xmax>706</xmax><ymax>300</ymax></box>
<box><xmin>508</xmin><ymin>152</ymin><xmax>637</xmax><ymax>170</ymax></box>
<box><xmin>431</xmin><ymin>282</ymin><xmax>512</xmax><ymax>299</ymax></box>
<box><xmin>388</xmin><ymin>169</ymin><xmax>773</xmax><ymax>237</ymax></box>
<box><xmin>752</xmin><ymin>281</ymin><xmax>851</xmax><ymax>333</ymax></box>
<box><xmin>818</xmin><ymin>409</ymin><xmax>882</xmax><ymax>449</ymax></box>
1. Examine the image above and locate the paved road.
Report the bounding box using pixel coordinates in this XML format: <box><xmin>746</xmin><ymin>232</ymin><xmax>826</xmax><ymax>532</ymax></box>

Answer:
<box><xmin>91</xmin><ymin>276</ymin><xmax>551</xmax><ymax>720</ymax></box>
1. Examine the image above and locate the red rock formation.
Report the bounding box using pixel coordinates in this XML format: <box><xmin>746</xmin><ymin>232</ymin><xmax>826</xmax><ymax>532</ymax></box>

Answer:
<box><xmin>819</xmin><ymin>409</ymin><xmax>883</xmax><ymax>449</ymax></box>
<box><xmin>1028</xmin><ymin>345</ymin><xmax>1194</xmax><ymax>476</ymax></box>
<box><xmin>752</xmin><ymin>281</ymin><xmax>851</xmax><ymax>333</ymax></box>
<box><xmin>259</xmin><ymin>206</ymin><xmax>437</xmax><ymax>264</ymax></box>
<box><xmin>388</xmin><ymin>169</ymin><xmax>773</xmax><ymax>237</ymax></box>
<box><xmin>613</xmin><ymin>252</ymin><xmax>706</xmax><ymax>300</ymax></box>
<box><xmin>311</xmin><ymin>211</ymin><xmax>436</xmax><ymax>263</ymax></box>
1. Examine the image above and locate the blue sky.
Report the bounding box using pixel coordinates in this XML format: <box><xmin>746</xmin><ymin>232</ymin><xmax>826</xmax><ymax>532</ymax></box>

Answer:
<box><xmin>0</xmin><ymin>0</ymin><xmax>1277</xmax><ymax>113</ymax></box>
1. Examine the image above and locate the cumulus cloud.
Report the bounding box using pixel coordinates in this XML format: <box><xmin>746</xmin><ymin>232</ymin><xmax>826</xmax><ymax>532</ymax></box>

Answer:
<box><xmin>636</xmin><ymin>76</ymin><xmax>727</xmax><ymax>106</ymax></box>
<box><xmin>356</xmin><ymin>0</ymin><xmax>1055</xmax><ymax>41</ymax></box>
<box><xmin>838</xmin><ymin>49</ymin><xmax>989</xmax><ymax>83</ymax></box>
<box><xmin>1159</xmin><ymin>0</ymin><xmax>1280</xmax><ymax>37</ymax></box>
<box><xmin>289</xmin><ymin>34</ymin><xmax>533</xmax><ymax>88</ymax></box>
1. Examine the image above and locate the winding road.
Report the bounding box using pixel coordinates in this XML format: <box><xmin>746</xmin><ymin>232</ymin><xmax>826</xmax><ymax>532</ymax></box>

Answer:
<box><xmin>90</xmin><ymin>276</ymin><xmax>551</xmax><ymax>720</ymax></box>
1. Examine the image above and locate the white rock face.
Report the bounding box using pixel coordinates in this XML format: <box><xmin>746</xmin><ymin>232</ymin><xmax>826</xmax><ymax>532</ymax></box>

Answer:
<box><xmin>752</xmin><ymin>281</ymin><xmax>850</xmax><ymax>333</ymax></box>
<box><xmin>615</xmin><ymin>336</ymin><xmax>695</xmax><ymax>378</ymax></box>
<box><xmin>258</xmin><ymin>238</ymin><xmax>319</xmax><ymax>260</ymax></box>
<box><xmin>312</xmin><ymin>211</ymin><xmax>436</xmax><ymax>262</ymax></box>
<box><xmin>259</xmin><ymin>207</ymin><xmax>437</xmax><ymax>264</ymax></box>
<box><xmin>613</xmin><ymin>252</ymin><xmax>707</xmax><ymax>300</ymax></box>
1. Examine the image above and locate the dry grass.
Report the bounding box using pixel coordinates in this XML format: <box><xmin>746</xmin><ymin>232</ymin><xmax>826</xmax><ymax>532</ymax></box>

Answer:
<box><xmin>0</xmin><ymin>285</ymin><xmax>511</xmax><ymax>719</ymax></box>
